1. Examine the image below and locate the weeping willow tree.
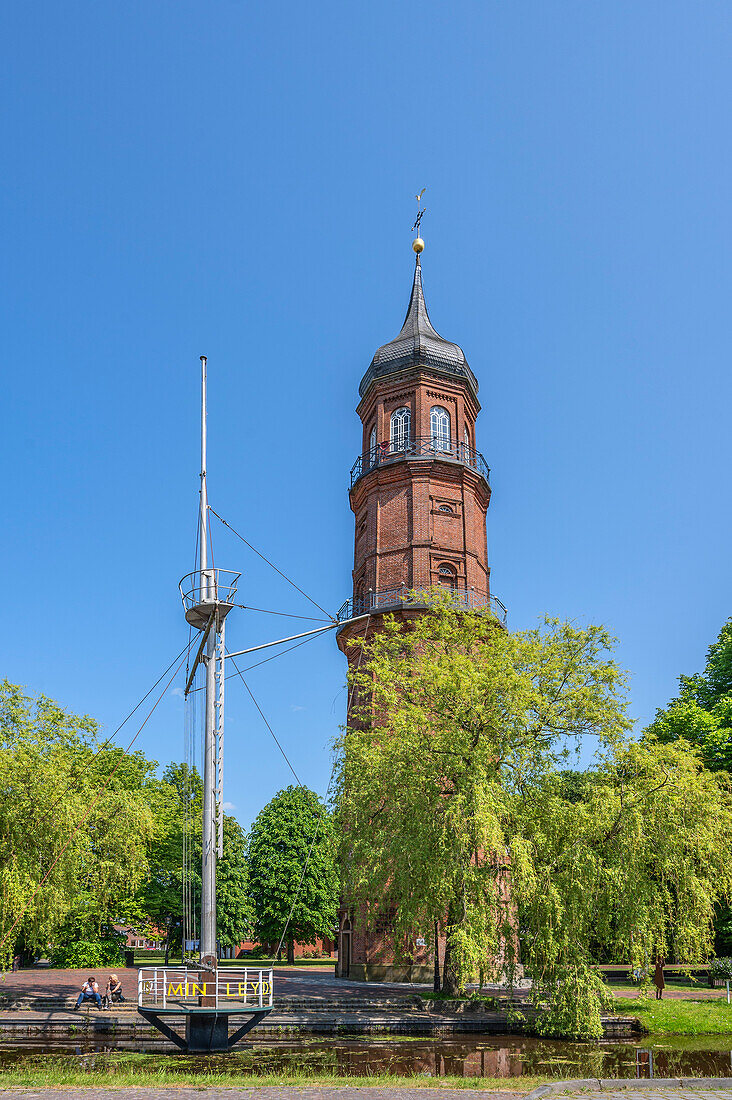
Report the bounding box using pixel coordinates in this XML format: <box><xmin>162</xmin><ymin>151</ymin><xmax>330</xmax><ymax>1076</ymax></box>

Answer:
<box><xmin>0</xmin><ymin>680</ymin><xmax>159</xmax><ymax>964</ymax></box>
<box><xmin>333</xmin><ymin>600</ymin><xmax>732</xmax><ymax>1038</ymax></box>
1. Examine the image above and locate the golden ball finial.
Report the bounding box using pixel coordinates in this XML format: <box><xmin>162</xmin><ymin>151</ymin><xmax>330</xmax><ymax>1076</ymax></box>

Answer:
<box><xmin>412</xmin><ymin>237</ymin><xmax>425</xmax><ymax>254</ymax></box>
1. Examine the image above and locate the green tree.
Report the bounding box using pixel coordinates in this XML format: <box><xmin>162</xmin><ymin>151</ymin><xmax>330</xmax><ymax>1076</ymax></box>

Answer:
<box><xmin>644</xmin><ymin>618</ymin><xmax>732</xmax><ymax>951</ymax></box>
<box><xmin>333</xmin><ymin>601</ymin><xmax>732</xmax><ymax>1037</ymax></box>
<box><xmin>0</xmin><ymin>680</ymin><xmax>158</xmax><ymax>965</ymax></box>
<box><xmin>133</xmin><ymin>763</ymin><xmax>253</xmax><ymax>957</ymax></box>
<box><xmin>246</xmin><ymin>786</ymin><xmax>339</xmax><ymax>963</ymax></box>
<box><xmin>645</xmin><ymin>618</ymin><xmax>732</xmax><ymax>774</ymax></box>
<box><xmin>217</xmin><ymin>814</ymin><xmax>254</xmax><ymax>949</ymax></box>
<box><xmin>126</xmin><ymin>763</ymin><xmax>201</xmax><ymax>961</ymax></box>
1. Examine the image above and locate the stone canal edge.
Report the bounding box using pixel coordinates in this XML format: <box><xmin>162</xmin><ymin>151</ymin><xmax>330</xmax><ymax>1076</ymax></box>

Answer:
<box><xmin>0</xmin><ymin>1080</ymin><xmax>731</xmax><ymax>1099</ymax></box>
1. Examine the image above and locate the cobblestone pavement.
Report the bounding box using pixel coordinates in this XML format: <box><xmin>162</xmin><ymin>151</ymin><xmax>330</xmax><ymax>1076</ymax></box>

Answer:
<box><xmin>1</xmin><ymin>967</ymin><xmax>727</xmax><ymax>1006</ymax></box>
<box><xmin>561</xmin><ymin>1093</ymin><xmax>732</xmax><ymax>1100</ymax></box>
<box><xmin>0</xmin><ymin>967</ymin><xmax>436</xmax><ymax>1005</ymax></box>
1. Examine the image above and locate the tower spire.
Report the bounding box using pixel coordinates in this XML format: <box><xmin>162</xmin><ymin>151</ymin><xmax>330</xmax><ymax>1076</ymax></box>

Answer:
<box><xmin>358</xmin><ymin>212</ymin><xmax>478</xmax><ymax>399</ymax></box>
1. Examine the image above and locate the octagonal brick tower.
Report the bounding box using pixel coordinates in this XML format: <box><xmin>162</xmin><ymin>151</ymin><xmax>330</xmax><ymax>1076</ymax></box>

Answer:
<box><xmin>336</xmin><ymin>243</ymin><xmax>506</xmax><ymax>982</ymax></box>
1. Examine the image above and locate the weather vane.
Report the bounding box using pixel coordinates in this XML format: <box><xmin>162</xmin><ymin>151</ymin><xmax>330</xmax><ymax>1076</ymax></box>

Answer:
<box><xmin>411</xmin><ymin>188</ymin><xmax>426</xmax><ymax>254</ymax></box>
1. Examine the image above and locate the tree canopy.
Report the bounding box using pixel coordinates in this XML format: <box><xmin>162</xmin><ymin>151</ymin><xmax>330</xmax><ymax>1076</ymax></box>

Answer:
<box><xmin>333</xmin><ymin>601</ymin><xmax>732</xmax><ymax>1037</ymax></box>
<box><xmin>644</xmin><ymin>617</ymin><xmax>732</xmax><ymax>951</ymax></box>
<box><xmin>0</xmin><ymin>680</ymin><xmax>159</xmax><ymax>964</ymax></box>
<box><xmin>133</xmin><ymin>762</ymin><xmax>253</xmax><ymax>954</ymax></box>
<box><xmin>645</xmin><ymin>617</ymin><xmax>732</xmax><ymax>773</ymax></box>
<box><xmin>0</xmin><ymin>682</ymin><xmax>255</xmax><ymax>965</ymax></box>
<box><xmin>246</xmin><ymin>785</ymin><xmax>339</xmax><ymax>963</ymax></box>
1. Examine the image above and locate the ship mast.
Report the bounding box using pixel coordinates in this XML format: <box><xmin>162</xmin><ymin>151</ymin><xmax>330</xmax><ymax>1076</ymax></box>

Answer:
<box><xmin>180</xmin><ymin>357</ymin><xmax>239</xmax><ymax>970</ymax></box>
<box><xmin>199</xmin><ymin>355</ymin><xmax>217</xmax><ymax>968</ymax></box>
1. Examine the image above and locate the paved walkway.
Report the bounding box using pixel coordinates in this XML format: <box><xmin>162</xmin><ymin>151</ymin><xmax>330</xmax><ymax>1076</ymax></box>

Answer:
<box><xmin>1</xmin><ymin>967</ymin><xmax>726</xmax><ymax>1007</ymax></box>
<box><xmin>0</xmin><ymin>967</ymin><xmax>426</xmax><ymax>1004</ymax></box>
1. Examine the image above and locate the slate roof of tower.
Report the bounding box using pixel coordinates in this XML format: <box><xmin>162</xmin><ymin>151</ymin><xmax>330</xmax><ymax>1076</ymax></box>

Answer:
<box><xmin>359</xmin><ymin>255</ymin><xmax>478</xmax><ymax>399</ymax></box>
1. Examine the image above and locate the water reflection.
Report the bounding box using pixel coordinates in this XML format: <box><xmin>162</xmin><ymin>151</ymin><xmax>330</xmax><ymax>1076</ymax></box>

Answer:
<box><xmin>0</xmin><ymin>1037</ymin><xmax>731</xmax><ymax>1080</ymax></box>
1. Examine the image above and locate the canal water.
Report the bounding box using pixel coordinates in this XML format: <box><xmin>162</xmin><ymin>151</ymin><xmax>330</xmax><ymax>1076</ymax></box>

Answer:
<box><xmin>0</xmin><ymin>1036</ymin><xmax>731</xmax><ymax>1079</ymax></box>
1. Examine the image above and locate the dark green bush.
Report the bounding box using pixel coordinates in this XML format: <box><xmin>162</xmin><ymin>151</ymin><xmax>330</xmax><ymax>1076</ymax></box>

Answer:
<box><xmin>49</xmin><ymin>932</ymin><xmax>124</xmax><ymax>969</ymax></box>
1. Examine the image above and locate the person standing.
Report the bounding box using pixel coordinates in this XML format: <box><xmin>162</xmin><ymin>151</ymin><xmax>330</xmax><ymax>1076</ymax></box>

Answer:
<box><xmin>653</xmin><ymin>956</ymin><xmax>666</xmax><ymax>1000</ymax></box>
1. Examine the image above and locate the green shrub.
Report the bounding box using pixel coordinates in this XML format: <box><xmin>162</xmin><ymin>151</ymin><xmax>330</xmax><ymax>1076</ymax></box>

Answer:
<box><xmin>709</xmin><ymin>956</ymin><xmax>732</xmax><ymax>979</ymax></box>
<box><xmin>50</xmin><ymin>935</ymin><xmax>124</xmax><ymax>969</ymax></box>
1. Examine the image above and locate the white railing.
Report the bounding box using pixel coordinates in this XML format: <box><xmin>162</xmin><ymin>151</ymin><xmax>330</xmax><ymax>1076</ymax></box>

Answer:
<box><xmin>137</xmin><ymin>966</ymin><xmax>273</xmax><ymax>1011</ymax></box>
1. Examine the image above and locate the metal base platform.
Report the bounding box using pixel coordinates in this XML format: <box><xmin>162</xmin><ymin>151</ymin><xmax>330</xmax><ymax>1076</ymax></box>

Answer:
<box><xmin>137</xmin><ymin>1006</ymin><xmax>272</xmax><ymax>1052</ymax></box>
<box><xmin>137</xmin><ymin>965</ymin><xmax>274</xmax><ymax>1052</ymax></box>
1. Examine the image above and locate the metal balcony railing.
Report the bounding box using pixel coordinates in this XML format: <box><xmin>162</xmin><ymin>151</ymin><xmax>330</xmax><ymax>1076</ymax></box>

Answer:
<box><xmin>336</xmin><ymin>585</ymin><xmax>508</xmax><ymax>627</ymax></box>
<box><xmin>350</xmin><ymin>437</ymin><xmax>490</xmax><ymax>488</ymax></box>
<box><xmin>179</xmin><ymin>568</ymin><xmax>241</xmax><ymax>630</ymax></box>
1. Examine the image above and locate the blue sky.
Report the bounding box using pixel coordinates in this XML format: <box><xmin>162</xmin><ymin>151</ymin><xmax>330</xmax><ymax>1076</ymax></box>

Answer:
<box><xmin>3</xmin><ymin>0</ymin><xmax>731</xmax><ymax>828</ymax></box>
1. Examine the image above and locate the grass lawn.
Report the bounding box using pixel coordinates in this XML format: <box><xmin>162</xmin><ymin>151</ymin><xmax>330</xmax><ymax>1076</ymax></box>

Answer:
<box><xmin>614</xmin><ymin>994</ymin><xmax>732</xmax><ymax>1035</ymax></box>
<box><xmin>0</xmin><ymin>1053</ymin><xmax>546</xmax><ymax>1090</ymax></box>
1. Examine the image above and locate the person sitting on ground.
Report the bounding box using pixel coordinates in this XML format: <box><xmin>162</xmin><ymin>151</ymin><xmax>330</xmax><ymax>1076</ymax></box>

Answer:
<box><xmin>102</xmin><ymin>974</ymin><xmax>124</xmax><ymax>1008</ymax></box>
<box><xmin>74</xmin><ymin>976</ymin><xmax>102</xmax><ymax>1010</ymax></box>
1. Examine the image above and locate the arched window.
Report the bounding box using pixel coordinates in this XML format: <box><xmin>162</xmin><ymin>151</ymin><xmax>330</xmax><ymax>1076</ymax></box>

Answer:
<box><xmin>438</xmin><ymin>503</ymin><xmax>454</xmax><ymax>515</ymax></box>
<box><xmin>430</xmin><ymin>406</ymin><xmax>451</xmax><ymax>452</ymax></box>
<box><xmin>390</xmin><ymin>407</ymin><xmax>411</xmax><ymax>453</ymax></box>
<box><xmin>368</xmin><ymin>425</ymin><xmax>377</xmax><ymax>467</ymax></box>
<box><xmin>438</xmin><ymin>562</ymin><xmax>458</xmax><ymax>589</ymax></box>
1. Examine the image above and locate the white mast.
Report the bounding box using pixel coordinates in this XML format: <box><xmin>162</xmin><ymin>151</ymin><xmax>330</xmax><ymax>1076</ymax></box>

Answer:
<box><xmin>180</xmin><ymin>358</ymin><xmax>242</xmax><ymax>968</ymax></box>
<box><xmin>199</xmin><ymin>355</ymin><xmax>217</xmax><ymax>967</ymax></box>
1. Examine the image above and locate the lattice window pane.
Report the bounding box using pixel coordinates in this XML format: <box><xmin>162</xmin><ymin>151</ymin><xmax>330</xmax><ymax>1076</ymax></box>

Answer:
<box><xmin>430</xmin><ymin>406</ymin><xmax>451</xmax><ymax>452</ymax></box>
<box><xmin>390</xmin><ymin>407</ymin><xmax>411</xmax><ymax>453</ymax></box>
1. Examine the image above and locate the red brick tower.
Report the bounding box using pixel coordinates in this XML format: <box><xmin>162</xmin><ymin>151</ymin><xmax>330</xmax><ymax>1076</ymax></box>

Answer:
<box><xmin>336</xmin><ymin>240</ymin><xmax>506</xmax><ymax>982</ymax></box>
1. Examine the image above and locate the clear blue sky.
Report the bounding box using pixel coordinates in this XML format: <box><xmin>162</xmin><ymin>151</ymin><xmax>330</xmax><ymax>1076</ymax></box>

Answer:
<box><xmin>3</xmin><ymin>1</ymin><xmax>731</xmax><ymax>829</ymax></box>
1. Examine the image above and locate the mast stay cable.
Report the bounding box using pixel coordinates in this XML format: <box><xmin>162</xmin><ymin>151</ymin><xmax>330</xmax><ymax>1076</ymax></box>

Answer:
<box><xmin>45</xmin><ymin>639</ymin><xmax>196</xmax><ymax>818</ymax></box>
<box><xmin>226</xmin><ymin>652</ymin><xmax>303</xmax><ymax>787</ymax></box>
<box><xmin>226</xmin><ymin>614</ymin><xmax>372</xmax><ymax>961</ymax></box>
<box><xmin>233</xmin><ymin>604</ymin><xmax>333</xmax><ymax>623</ymax></box>
<box><xmin>208</xmin><ymin>506</ymin><xmax>335</xmax><ymax>621</ymax></box>
<box><xmin>187</xmin><ymin>628</ymin><xmax>325</xmax><ymax>694</ymax></box>
<box><xmin>271</xmin><ymin>613</ymin><xmax>371</xmax><ymax>960</ymax></box>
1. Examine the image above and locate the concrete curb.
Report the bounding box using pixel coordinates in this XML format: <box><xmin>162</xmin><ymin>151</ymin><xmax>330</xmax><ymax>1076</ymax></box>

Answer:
<box><xmin>526</xmin><ymin>1079</ymin><xmax>732</xmax><ymax>1098</ymax></box>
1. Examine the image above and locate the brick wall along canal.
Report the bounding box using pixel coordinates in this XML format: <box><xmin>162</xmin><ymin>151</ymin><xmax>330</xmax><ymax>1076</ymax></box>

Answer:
<box><xmin>0</xmin><ymin>1036</ymin><xmax>730</xmax><ymax>1080</ymax></box>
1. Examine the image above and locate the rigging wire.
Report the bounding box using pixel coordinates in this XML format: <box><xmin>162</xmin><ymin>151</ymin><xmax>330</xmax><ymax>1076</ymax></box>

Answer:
<box><xmin>271</xmin><ymin>613</ymin><xmax>372</xmax><ymax>960</ymax></box>
<box><xmin>223</xmin><ymin>614</ymin><xmax>371</xmax><ymax>960</ymax></box>
<box><xmin>0</xmin><ymin>640</ymin><xmax>195</xmax><ymax>959</ymax></box>
<box><xmin>208</xmin><ymin>506</ymin><xmax>335</xmax><ymax>621</ymax></box>
<box><xmin>182</xmin><ymin>508</ymin><xmax>202</xmax><ymax>956</ymax></box>
<box><xmin>186</xmin><ymin>628</ymin><xmax>327</xmax><ymax>694</ymax></box>
<box><xmin>182</xmin><ymin>661</ymin><xmax>203</xmax><ymax>955</ymax></box>
<box><xmin>232</xmin><ymin>604</ymin><xmax>332</xmax><ymax>623</ymax></box>
<box><xmin>225</xmin><ymin>652</ymin><xmax>303</xmax><ymax>787</ymax></box>
<box><xmin>45</xmin><ymin>640</ymin><xmax>195</xmax><ymax>817</ymax></box>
